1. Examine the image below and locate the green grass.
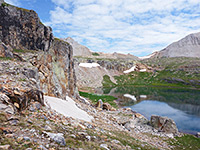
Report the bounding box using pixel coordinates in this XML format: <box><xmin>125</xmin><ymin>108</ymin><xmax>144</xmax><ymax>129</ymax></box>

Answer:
<box><xmin>13</xmin><ymin>49</ymin><xmax>26</xmax><ymax>53</ymax></box>
<box><xmin>102</xmin><ymin>75</ymin><xmax>116</xmax><ymax>87</ymax></box>
<box><xmin>79</xmin><ymin>91</ymin><xmax>117</xmax><ymax>108</ymax></box>
<box><xmin>92</xmin><ymin>52</ymin><xmax>100</xmax><ymax>56</ymax></box>
<box><xmin>0</xmin><ymin>57</ymin><xmax>12</xmax><ymax>61</ymax></box>
<box><xmin>108</xmin><ymin>69</ymin><xmax>200</xmax><ymax>89</ymax></box>
<box><xmin>168</xmin><ymin>135</ymin><xmax>200</xmax><ymax>150</ymax></box>
<box><xmin>105</xmin><ymin>131</ymin><xmax>159</xmax><ymax>150</ymax></box>
<box><xmin>54</xmin><ymin>37</ymin><xmax>69</xmax><ymax>45</ymax></box>
<box><xmin>1</xmin><ymin>2</ymin><xmax>30</xmax><ymax>12</ymax></box>
<box><xmin>1</xmin><ymin>2</ymin><xmax>9</xmax><ymax>7</ymax></box>
<box><xmin>19</xmin><ymin>78</ymin><xmax>27</xmax><ymax>82</ymax></box>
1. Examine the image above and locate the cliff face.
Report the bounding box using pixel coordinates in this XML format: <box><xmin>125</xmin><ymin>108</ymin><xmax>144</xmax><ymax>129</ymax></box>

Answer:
<box><xmin>0</xmin><ymin>3</ymin><xmax>77</xmax><ymax>99</ymax></box>
<box><xmin>33</xmin><ymin>40</ymin><xmax>77</xmax><ymax>99</ymax></box>
<box><xmin>156</xmin><ymin>32</ymin><xmax>200</xmax><ymax>58</ymax></box>
<box><xmin>0</xmin><ymin>0</ymin><xmax>4</xmax><ymax>5</ymax></box>
<box><xmin>0</xmin><ymin>3</ymin><xmax>53</xmax><ymax>51</ymax></box>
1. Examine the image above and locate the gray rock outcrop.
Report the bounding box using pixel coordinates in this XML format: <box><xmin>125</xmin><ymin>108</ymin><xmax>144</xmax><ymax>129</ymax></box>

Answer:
<box><xmin>34</xmin><ymin>39</ymin><xmax>77</xmax><ymax>99</ymax></box>
<box><xmin>156</xmin><ymin>32</ymin><xmax>200</xmax><ymax>58</ymax></box>
<box><xmin>0</xmin><ymin>0</ymin><xmax>4</xmax><ymax>5</ymax></box>
<box><xmin>0</xmin><ymin>3</ymin><xmax>77</xmax><ymax>99</ymax></box>
<box><xmin>0</xmin><ymin>3</ymin><xmax>53</xmax><ymax>51</ymax></box>
<box><xmin>42</xmin><ymin>131</ymin><xmax>66</xmax><ymax>146</ymax></box>
<box><xmin>150</xmin><ymin>115</ymin><xmax>178</xmax><ymax>134</ymax></box>
<box><xmin>0</xmin><ymin>42</ymin><xmax>13</xmax><ymax>58</ymax></box>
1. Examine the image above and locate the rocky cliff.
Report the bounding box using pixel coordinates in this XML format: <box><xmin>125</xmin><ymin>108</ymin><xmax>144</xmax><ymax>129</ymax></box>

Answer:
<box><xmin>155</xmin><ymin>32</ymin><xmax>200</xmax><ymax>58</ymax></box>
<box><xmin>0</xmin><ymin>0</ymin><xmax>4</xmax><ymax>5</ymax></box>
<box><xmin>0</xmin><ymin>2</ymin><xmax>53</xmax><ymax>51</ymax></box>
<box><xmin>0</xmin><ymin>2</ymin><xmax>77</xmax><ymax>99</ymax></box>
<box><xmin>74</xmin><ymin>57</ymin><xmax>138</xmax><ymax>88</ymax></box>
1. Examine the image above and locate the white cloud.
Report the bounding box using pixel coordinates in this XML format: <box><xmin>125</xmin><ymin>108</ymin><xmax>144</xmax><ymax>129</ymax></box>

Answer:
<box><xmin>48</xmin><ymin>0</ymin><xmax>200</xmax><ymax>56</ymax></box>
<box><xmin>5</xmin><ymin>0</ymin><xmax>20</xmax><ymax>6</ymax></box>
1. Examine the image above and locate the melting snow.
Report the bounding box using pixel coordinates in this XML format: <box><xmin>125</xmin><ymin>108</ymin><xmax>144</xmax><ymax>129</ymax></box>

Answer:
<box><xmin>44</xmin><ymin>96</ymin><xmax>93</xmax><ymax>122</ymax></box>
<box><xmin>140</xmin><ymin>95</ymin><xmax>147</xmax><ymax>98</ymax></box>
<box><xmin>123</xmin><ymin>66</ymin><xmax>136</xmax><ymax>74</ymax></box>
<box><xmin>139</xmin><ymin>69</ymin><xmax>147</xmax><ymax>72</ymax></box>
<box><xmin>124</xmin><ymin>94</ymin><xmax>137</xmax><ymax>101</ymax></box>
<box><xmin>79</xmin><ymin>63</ymin><xmax>100</xmax><ymax>68</ymax></box>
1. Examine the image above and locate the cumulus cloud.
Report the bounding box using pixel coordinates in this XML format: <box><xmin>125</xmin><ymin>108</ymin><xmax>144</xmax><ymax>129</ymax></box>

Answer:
<box><xmin>5</xmin><ymin>0</ymin><xmax>20</xmax><ymax>6</ymax></box>
<box><xmin>48</xmin><ymin>0</ymin><xmax>200</xmax><ymax>56</ymax></box>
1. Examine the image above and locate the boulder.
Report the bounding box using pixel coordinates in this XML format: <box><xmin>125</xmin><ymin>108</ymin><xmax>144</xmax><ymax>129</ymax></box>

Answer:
<box><xmin>124</xmin><ymin>113</ymin><xmax>148</xmax><ymax>130</ymax></box>
<box><xmin>0</xmin><ymin>93</ymin><xmax>10</xmax><ymax>104</ymax></box>
<box><xmin>42</xmin><ymin>131</ymin><xmax>66</xmax><ymax>146</ymax></box>
<box><xmin>196</xmin><ymin>132</ymin><xmax>200</xmax><ymax>138</ymax></box>
<box><xmin>96</xmin><ymin>99</ymin><xmax>103</xmax><ymax>109</ymax></box>
<box><xmin>0</xmin><ymin>87</ymin><xmax>44</xmax><ymax>111</ymax></box>
<box><xmin>100</xmin><ymin>144</ymin><xmax>109</xmax><ymax>150</ymax></box>
<box><xmin>102</xmin><ymin>102</ymin><xmax>116</xmax><ymax>111</ymax></box>
<box><xmin>150</xmin><ymin>115</ymin><xmax>178</xmax><ymax>134</ymax></box>
<box><xmin>103</xmin><ymin>102</ymin><xmax>111</xmax><ymax>110</ymax></box>
<box><xmin>0</xmin><ymin>42</ymin><xmax>13</xmax><ymax>58</ymax></box>
<box><xmin>0</xmin><ymin>145</ymin><xmax>11</xmax><ymax>150</ymax></box>
<box><xmin>0</xmin><ymin>93</ymin><xmax>15</xmax><ymax>114</ymax></box>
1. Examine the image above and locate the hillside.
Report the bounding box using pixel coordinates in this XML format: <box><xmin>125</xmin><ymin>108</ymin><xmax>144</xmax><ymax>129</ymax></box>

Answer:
<box><xmin>64</xmin><ymin>37</ymin><xmax>92</xmax><ymax>57</ymax></box>
<box><xmin>153</xmin><ymin>32</ymin><xmax>200</xmax><ymax>58</ymax></box>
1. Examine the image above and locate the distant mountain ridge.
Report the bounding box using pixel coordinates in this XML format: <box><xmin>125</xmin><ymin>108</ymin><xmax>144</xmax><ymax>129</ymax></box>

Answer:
<box><xmin>155</xmin><ymin>32</ymin><xmax>200</xmax><ymax>58</ymax></box>
<box><xmin>64</xmin><ymin>37</ymin><xmax>138</xmax><ymax>60</ymax></box>
<box><xmin>64</xmin><ymin>37</ymin><xmax>92</xmax><ymax>57</ymax></box>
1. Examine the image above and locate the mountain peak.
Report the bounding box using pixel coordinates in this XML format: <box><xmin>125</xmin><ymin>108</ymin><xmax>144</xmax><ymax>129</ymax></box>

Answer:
<box><xmin>63</xmin><ymin>37</ymin><xmax>92</xmax><ymax>57</ymax></box>
<box><xmin>147</xmin><ymin>32</ymin><xmax>200</xmax><ymax>58</ymax></box>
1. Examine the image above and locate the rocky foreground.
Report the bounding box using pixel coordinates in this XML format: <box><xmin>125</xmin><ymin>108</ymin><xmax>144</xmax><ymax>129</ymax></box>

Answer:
<box><xmin>0</xmin><ymin>86</ymin><xmax>184</xmax><ymax>150</ymax></box>
<box><xmin>0</xmin><ymin>49</ymin><xmax>187</xmax><ymax>150</ymax></box>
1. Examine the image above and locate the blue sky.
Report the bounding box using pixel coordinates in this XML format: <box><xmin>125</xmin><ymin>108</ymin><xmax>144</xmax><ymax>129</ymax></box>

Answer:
<box><xmin>5</xmin><ymin>0</ymin><xmax>200</xmax><ymax>57</ymax></box>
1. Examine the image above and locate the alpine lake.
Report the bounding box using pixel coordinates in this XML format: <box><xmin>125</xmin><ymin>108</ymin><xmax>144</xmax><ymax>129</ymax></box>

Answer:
<box><xmin>97</xmin><ymin>86</ymin><xmax>200</xmax><ymax>134</ymax></box>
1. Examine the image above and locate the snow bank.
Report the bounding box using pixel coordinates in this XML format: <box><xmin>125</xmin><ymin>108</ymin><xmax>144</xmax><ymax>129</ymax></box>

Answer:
<box><xmin>139</xmin><ymin>69</ymin><xmax>147</xmax><ymax>72</ymax></box>
<box><xmin>123</xmin><ymin>66</ymin><xmax>136</xmax><ymax>74</ymax></box>
<box><xmin>140</xmin><ymin>95</ymin><xmax>147</xmax><ymax>98</ymax></box>
<box><xmin>79</xmin><ymin>63</ymin><xmax>100</xmax><ymax>68</ymax></box>
<box><xmin>124</xmin><ymin>94</ymin><xmax>137</xmax><ymax>101</ymax></box>
<box><xmin>44</xmin><ymin>96</ymin><xmax>93</xmax><ymax>122</ymax></box>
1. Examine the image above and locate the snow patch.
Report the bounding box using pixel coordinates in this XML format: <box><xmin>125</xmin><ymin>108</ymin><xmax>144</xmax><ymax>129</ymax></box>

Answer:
<box><xmin>140</xmin><ymin>95</ymin><xmax>147</xmax><ymax>98</ymax></box>
<box><xmin>123</xmin><ymin>66</ymin><xmax>136</xmax><ymax>74</ymax></box>
<box><xmin>139</xmin><ymin>69</ymin><xmax>147</xmax><ymax>72</ymax></box>
<box><xmin>79</xmin><ymin>63</ymin><xmax>100</xmax><ymax>68</ymax></box>
<box><xmin>44</xmin><ymin>96</ymin><xmax>93</xmax><ymax>122</ymax></box>
<box><xmin>124</xmin><ymin>94</ymin><xmax>137</xmax><ymax>101</ymax></box>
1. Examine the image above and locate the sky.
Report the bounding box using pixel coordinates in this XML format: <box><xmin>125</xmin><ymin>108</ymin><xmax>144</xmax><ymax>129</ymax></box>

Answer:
<box><xmin>5</xmin><ymin>0</ymin><xmax>200</xmax><ymax>57</ymax></box>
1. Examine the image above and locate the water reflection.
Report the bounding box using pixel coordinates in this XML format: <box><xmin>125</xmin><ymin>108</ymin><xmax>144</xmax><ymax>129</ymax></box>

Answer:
<box><xmin>130</xmin><ymin>100</ymin><xmax>200</xmax><ymax>133</ymax></box>
<box><xmin>168</xmin><ymin>103</ymin><xmax>200</xmax><ymax>116</ymax></box>
<box><xmin>99</xmin><ymin>86</ymin><xmax>200</xmax><ymax>133</ymax></box>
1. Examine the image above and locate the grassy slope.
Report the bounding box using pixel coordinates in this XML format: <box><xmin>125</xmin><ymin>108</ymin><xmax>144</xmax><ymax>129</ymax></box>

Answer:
<box><xmin>79</xmin><ymin>91</ymin><xmax>118</xmax><ymax>108</ymax></box>
<box><xmin>168</xmin><ymin>134</ymin><xmax>200</xmax><ymax>150</ymax></box>
<box><xmin>103</xmin><ymin>57</ymin><xmax>200</xmax><ymax>89</ymax></box>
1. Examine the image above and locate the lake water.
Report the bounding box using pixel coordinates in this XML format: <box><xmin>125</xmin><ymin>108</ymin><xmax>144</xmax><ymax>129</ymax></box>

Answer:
<box><xmin>99</xmin><ymin>86</ymin><xmax>200</xmax><ymax>134</ymax></box>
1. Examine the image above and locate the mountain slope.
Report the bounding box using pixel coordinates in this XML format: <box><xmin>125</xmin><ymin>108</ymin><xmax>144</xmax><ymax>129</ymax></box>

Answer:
<box><xmin>64</xmin><ymin>37</ymin><xmax>92</xmax><ymax>56</ymax></box>
<box><xmin>157</xmin><ymin>32</ymin><xmax>200</xmax><ymax>58</ymax></box>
